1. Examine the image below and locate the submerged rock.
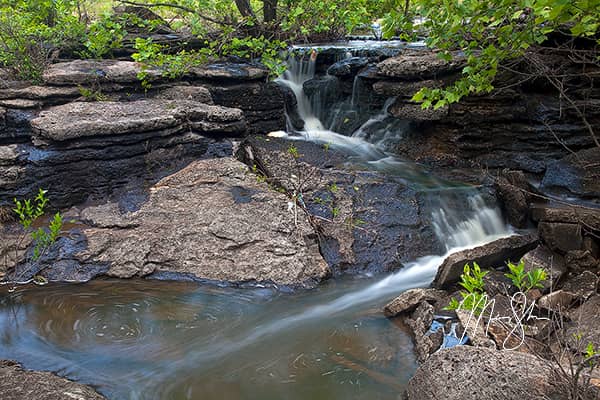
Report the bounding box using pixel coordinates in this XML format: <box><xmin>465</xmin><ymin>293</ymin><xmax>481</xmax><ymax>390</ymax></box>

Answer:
<box><xmin>10</xmin><ymin>157</ymin><xmax>330</xmax><ymax>287</ymax></box>
<box><xmin>405</xmin><ymin>346</ymin><xmax>564</xmax><ymax>400</ymax></box>
<box><xmin>0</xmin><ymin>360</ymin><xmax>107</xmax><ymax>400</ymax></box>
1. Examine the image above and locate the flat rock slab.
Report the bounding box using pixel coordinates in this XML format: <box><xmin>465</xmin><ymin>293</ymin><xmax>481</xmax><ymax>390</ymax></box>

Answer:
<box><xmin>377</xmin><ymin>50</ymin><xmax>465</xmax><ymax>79</ymax></box>
<box><xmin>433</xmin><ymin>233</ymin><xmax>539</xmax><ymax>289</ymax></box>
<box><xmin>37</xmin><ymin>157</ymin><xmax>330</xmax><ymax>287</ymax></box>
<box><xmin>43</xmin><ymin>60</ymin><xmax>161</xmax><ymax>86</ymax></box>
<box><xmin>0</xmin><ymin>360</ymin><xmax>106</xmax><ymax>400</ymax></box>
<box><xmin>406</xmin><ymin>346</ymin><xmax>564</xmax><ymax>399</ymax></box>
<box><xmin>31</xmin><ymin>100</ymin><xmax>245</xmax><ymax>141</ymax></box>
<box><xmin>0</xmin><ymin>85</ymin><xmax>81</xmax><ymax>100</ymax></box>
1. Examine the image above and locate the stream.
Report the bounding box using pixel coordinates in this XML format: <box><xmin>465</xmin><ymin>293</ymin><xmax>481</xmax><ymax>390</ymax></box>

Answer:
<box><xmin>0</xmin><ymin>43</ymin><xmax>513</xmax><ymax>399</ymax></box>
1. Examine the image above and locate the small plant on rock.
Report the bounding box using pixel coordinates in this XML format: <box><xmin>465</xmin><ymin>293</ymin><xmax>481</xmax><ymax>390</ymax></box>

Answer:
<box><xmin>445</xmin><ymin>262</ymin><xmax>489</xmax><ymax>315</ymax></box>
<box><xmin>504</xmin><ymin>258</ymin><xmax>547</xmax><ymax>293</ymax></box>
<box><xmin>13</xmin><ymin>188</ymin><xmax>63</xmax><ymax>262</ymax></box>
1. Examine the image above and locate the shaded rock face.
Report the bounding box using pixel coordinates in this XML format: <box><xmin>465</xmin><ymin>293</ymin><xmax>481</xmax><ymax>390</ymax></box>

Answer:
<box><xmin>405</xmin><ymin>346</ymin><xmax>564</xmax><ymax>400</ymax></box>
<box><xmin>0</xmin><ymin>360</ymin><xmax>107</xmax><ymax>400</ymax></box>
<box><xmin>542</xmin><ymin>147</ymin><xmax>600</xmax><ymax>200</ymax></box>
<box><xmin>433</xmin><ymin>233</ymin><xmax>539</xmax><ymax>289</ymax></box>
<box><xmin>366</xmin><ymin>49</ymin><xmax>600</xmax><ymax>175</ymax></box>
<box><xmin>0</xmin><ymin>99</ymin><xmax>243</xmax><ymax>208</ymax></box>
<box><xmin>8</xmin><ymin>157</ymin><xmax>330</xmax><ymax>288</ymax></box>
<box><xmin>237</xmin><ymin>135</ymin><xmax>444</xmax><ymax>275</ymax></box>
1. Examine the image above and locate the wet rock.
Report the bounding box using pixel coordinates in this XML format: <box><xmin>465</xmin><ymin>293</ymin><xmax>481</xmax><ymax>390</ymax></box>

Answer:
<box><xmin>327</xmin><ymin>57</ymin><xmax>370</xmax><ymax>77</ymax></box>
<box><xmin>43</xmin><ymin>60</ymin><xmax>161</xmax><ymax>86</ymax></box>
<box><xmin>384</xmin><ymin>288</ymin><xmax>446</xmax><ymax>317</ymax></box>
<box><xmin>522</xmin><ymin>245</ymin><xmax>567</xmax><ymax>291</ymax></box>
<box><xmin>433</xmin><ymin>233</ymin><xmax>539</xmax><ymax>289</ymax></box>
<box><xmin>561</xmin><ymin>271</ymin><xmax>599</xmax><ymax>301</ymax></box>
<box><xmin>31</xmin><ymin>100</ymin><xmax>245</xmax><ymax>142</ymax></box>
<box><xmin>542</xmin><ymin>147</ymin><xmax>600</xmax><ymax>198</ymax></box>
<box><xmin>19</xmin><ymin>158</ymin><xmax>330</xmax><ymax>287</ymax></box>
<box><xmin>155</xmin><ymin>85</ymin><xmax>213</xmax><ymax>104</ymax></box>
<box><xmin>377</xmin><ymin>50</ymin><xmax>465</xmax><ymax>79</ymax></box>
<box><xmin>538</xmin><ymin>222</ymin><xmax>583</xmax><ymax>253</ymax></box>
<box><xmin>0</xmin><ymin>107</ymin><xmax>5</xmax><ymax>130</ymax></box>
<box><xmin>405</xmin><ymin>346</ymin><xmax>564</xmax><ymax>400</ymax></box>
<box><xmin>0</xmin><ymin>360</ymin><xmax>107</xmax><ymax>400</ymax></box>
<box><xmin>237</xmin><ymin>135</ymin><xmax>441</xmax><ymax>276</ymax></box>
<box><xmin>207</xmin><ymin>82</ymin><xmax>286</xmax><ymax>134</ymax></box>
<box><xmin>388</xmin><ymin>101</ymin><xmax>448</xmax><ymax>121</ymax></box>
<box><xmin>405</xmin><ymin>301</ymin><xmax>438</xmax><ymax>362</ymax></box>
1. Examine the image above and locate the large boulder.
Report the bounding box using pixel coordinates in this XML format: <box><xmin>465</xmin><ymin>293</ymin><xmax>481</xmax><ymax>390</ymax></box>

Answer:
<box><xmin>433</xmin><ymin>233</ymin><xmax>539</xmax><ymax>289</ymax></box>
<box><xmin>30</xmin><ymin>100</ymin><xmax>245</xmax><ymax>142</ymax></box>
<box><xmin>0</xmin><ymin>360</ymin><xmax>106</xmax><ymax>400</ymax></box>
<box><xmin>7</xmin><ymin>157</ymin><xmax>331</xmax><ymax>288</ymax></box>
<box><xmin>43</xmin><ymin>60</ymin><xmax>160</xmax><ymax>86</ymax></box>
<box><xmin>405</xmin><ymin>346</ymin><xmax>565</xmax><ymax>400</ymax></box>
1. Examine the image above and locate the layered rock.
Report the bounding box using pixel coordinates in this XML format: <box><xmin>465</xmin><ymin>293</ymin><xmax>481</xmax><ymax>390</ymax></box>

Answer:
<box><xmin>6</xmin><ymin>157</ymin><xmax>330</xmax><ymax>288</ymax></box>
<box><xmin>0</xmin><ymin>99</ymin><xmax>245</xmax><ymax>208</ymax></box>
<box><xmin>0</xmin><ymin>59</ymin><xmax>287</xmax><ymax>208</ymax></box>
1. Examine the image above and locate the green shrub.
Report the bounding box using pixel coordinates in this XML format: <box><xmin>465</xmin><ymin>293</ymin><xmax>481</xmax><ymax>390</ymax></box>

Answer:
<box><xmin>504</xmin><ymin>258</ymin><xmax>547</xmax><ymax>292</ymax></box>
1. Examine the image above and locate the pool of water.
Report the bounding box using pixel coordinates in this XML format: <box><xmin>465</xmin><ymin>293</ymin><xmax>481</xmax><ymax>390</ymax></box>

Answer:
<box><xmin>0</xmin><ymin>278</ymin><xmax>417</xmax><ymax>399</ymax></box>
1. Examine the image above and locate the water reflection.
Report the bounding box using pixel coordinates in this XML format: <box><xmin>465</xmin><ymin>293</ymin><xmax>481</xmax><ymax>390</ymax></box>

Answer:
<box><xmin>0</xmin><ymin>279</ymin><xmax>416</xmax><ymax>400</ymax></box>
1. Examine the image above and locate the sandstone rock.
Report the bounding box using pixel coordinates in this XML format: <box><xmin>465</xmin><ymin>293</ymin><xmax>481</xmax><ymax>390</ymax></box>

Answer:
<box><xmin>567</xmin><ymin>295</ymin><xmax>600</xmax><ymax>350</ymax></box>
<box><xmin>565</xmin><ymin>250</ymin><xmax>600</xmax><ymax>274</ymax></box>
<box><xmin>0</xmin><ymin>360</ymin><xmax>107</xmax><ymax>400</ymax></box>
<box><xmin>155</xmin><ymin>85</ymin><xmax>213</xmax><ymax>104</ymax></box>
<box><xmin>377</xmin><ymin>50</ymin><xmax>465</xmax><ymax>79</ymax></box>
<box><xmin>0</xmin><ymin>85</ymin><xmax>81</xmax><ymax>100</ymax></box>
<box><xmin>542</xmin><ymin>147</ymin><xmax>600</xmax><ymax>198</ymax></box>
<box><xmin>538</xmin><ymin>290</ymin><xmax>577</xmax><ymax>311</ymax></box>
<box><xmin>531</xmin><ymin>205</ymin><xmax>600</xmax><ymax>231</ymax></box>
<box><xmin>456</xmin><ymin>310</ymin><xmax>496</xmax><ymax>348</ymax></box>
<box><xmin>30</xmin><ymin>100</ymin><xmax>245</xmax><ymax>142</ymax></box>
<box><xmin>405</xmin><ymin>346</ymin><xmax>564</xmax><ymax>400</ymax></box>
<box><xmin>433</xmin><ymin>233</ymin><xmax>539</xmax><ymax>289</ymax></box>
<box><xmin>371</xmin><ymin>79</ymin><xmax>441</xmax><ymax>97</ymax></box>
<box><xmin>495</xmin><ymin>169</ymin><xmax>536</xmax><ymax>228</ymax></box>
<box><xmin>190</xmin><ymin>63</ymin><xmax>267</xmax><ymax>81</ymax></box>
<box><xmin>538</xmin><ymin>222</ymin><xmax>583</xmax><ymax>253</ymax></box>
<box><xmin>383</xmin><ymin>288</ymin><xmax>445</xmax><ymax>317</ymax></box>
<box><xmin>0</xmin><ymin>99</ymin><xmax>42</xmax><ymax>109</ymax></box>
<box><xmin>11</xmin><ymin>158</ymin><xmax>331</xmax><ymax>287</ymax></box>
<box><xmin>43</xmin><ymin>60</ymin><xmax>161</xmax><ymax>86</ymax></box>
<box><xmin>327</xmin><ymin>57</ymin><xmax>370</xmax><ymax>77</ymax></box>
<box><xmin>522</xmin><ymin>245</ymin><xmax>567</xmax><ymax>291</ymax></box>
<box><xmin>561</xmin><ymin>271</ymin><xmax>599</xmax><ymax>301</ymax></box>
<box><xmin>388</xmin><ymin>100</ymin><xmax>448</xmax><ymax>121</ymax></box>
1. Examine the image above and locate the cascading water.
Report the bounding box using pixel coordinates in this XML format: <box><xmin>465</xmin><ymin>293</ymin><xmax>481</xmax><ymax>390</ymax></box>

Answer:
<box><xmin>0</xmin><ymin>45</ymin><xmax>514</xmax><ymax>400</ymax></box>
